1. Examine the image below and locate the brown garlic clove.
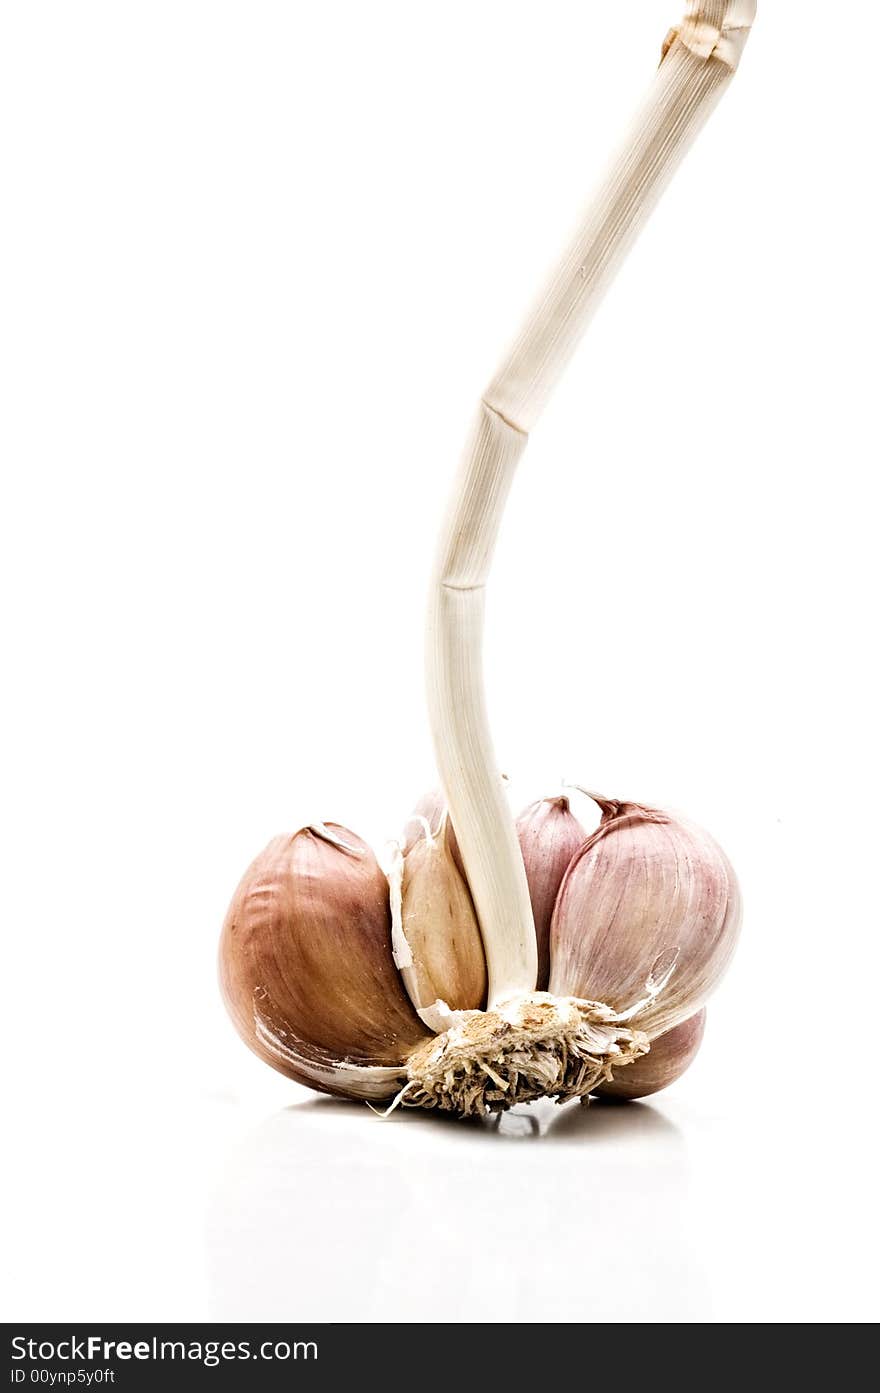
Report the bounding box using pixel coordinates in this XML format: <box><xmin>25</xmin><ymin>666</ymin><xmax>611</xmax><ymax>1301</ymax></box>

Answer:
<box><xmin>596</xmin><ymin>1008</ymin><xmax>706</xmax><ymax>1100</ymax></box>
<box><xmin>390</xmin><ymin>818</ymin><xmax>487</xmax><ymax>1031</ymax></box>
<box><xmin>219</xmin><ymin>823</ymin><xmax>429</xmax><ymax>1098</ymax></box>
<box><xmin>549</xmin><ymin>795</ymin><xmax>741</xmax><ymax>1039</ymax></box>
<box><xmin>515</xmin><ymin>795</ymin><xmax>589</xmax><ymax>991</ymax></box>
<box><xmin>402</xmin><ymin>787</ymin><xmax>465</xmax><ymax>878</ymax></box>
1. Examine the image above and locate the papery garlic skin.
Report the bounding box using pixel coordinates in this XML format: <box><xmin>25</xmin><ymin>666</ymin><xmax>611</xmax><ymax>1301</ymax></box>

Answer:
<box><xmin>516</xmin><ymin>796</ymin><xmax>589</xmax><ymax>991</ymax></box>
<box><xmin>549</xmin><ymin>798</ymin><xmax>741</xmax><ymax>1039</ymax></box>
<box><xmin>597</xmin><ymin>1008</ymin><xmax>706</xmax><ymax>1100</ymax></box>
<box><xmin>219</xmin><ymin>824</ymin><xmax>428</xmax><ymax>1099</ymax></box>
<box><xmin>390</xmin><ymin>820</ymin><xmax>487</xmax><ymax>1031</ymax></box>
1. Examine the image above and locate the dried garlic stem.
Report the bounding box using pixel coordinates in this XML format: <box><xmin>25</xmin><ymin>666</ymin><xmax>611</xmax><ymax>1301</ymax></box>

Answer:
<box><xmin>426</xmin><ymin>2</ymin><xmax>755</xmax><ymax>1009</ymax></box>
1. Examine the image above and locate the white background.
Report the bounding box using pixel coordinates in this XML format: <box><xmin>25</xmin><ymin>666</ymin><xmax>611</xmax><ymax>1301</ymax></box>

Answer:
<box><xmin>2</xmin><ymin>1</ymin><xmax>878</xmax><ymax>1324</ymax></box>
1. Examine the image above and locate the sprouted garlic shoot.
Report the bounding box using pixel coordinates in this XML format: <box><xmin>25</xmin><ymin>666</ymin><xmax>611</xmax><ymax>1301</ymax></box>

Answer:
<box><xmin>219</xmin><ymin>2</ymin><xmax>756</xmax><ymax>1117</ymax></box>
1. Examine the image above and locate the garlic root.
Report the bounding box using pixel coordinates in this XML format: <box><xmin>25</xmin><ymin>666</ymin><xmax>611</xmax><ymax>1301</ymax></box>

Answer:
<box><xmin>403</xmin><ymin>994</ymin><xmax>650</xmax><ymax>1117</ymax></box>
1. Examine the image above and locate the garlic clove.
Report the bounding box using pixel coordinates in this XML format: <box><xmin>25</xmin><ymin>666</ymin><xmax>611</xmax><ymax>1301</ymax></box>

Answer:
<box><xmin>389</xmin><ymin>818</ymin><xmax>488</xmax><ymax>1030</ymax></box>
<box><xmin>596</xmin><ymin>1008</ymin><xmax>706</xmax><ymax>1100</ymax></box>
<box><xmin>515</xmin><ymin>795</ymin><xmax>589</xmax><ymax>991</ymax></box>
<box><xmin>549</xmin><ymin>796</ymin><xmax>741</xmax><ymax>1038</ymax></box>
<box><xmin>219</xmin><ymin>823</ymin><xmax>429</xmax><ymax>1098</ymax></box>
<box><xmin>402</xmin><ymin>787</ymin><xmax>465</xmax><ymax>878</ymax></box>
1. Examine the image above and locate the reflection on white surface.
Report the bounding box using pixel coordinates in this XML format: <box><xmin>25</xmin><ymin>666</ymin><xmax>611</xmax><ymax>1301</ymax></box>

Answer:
<box><xmin>206</xmin><ymin>1096</ymin><xmax>706</xmax><ymax>1322</ymax></box>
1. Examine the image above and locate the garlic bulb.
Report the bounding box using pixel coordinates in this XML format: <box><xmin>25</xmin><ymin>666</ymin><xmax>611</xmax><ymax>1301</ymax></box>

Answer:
<box><xmin>389</xmin><ymin>817</ymin><xmax>487</xmax><ymax>1031</ymax></box>
<box><xmin>219</xmin><ymin>823</ymin><xmax>428</xmax><ymax>1100</ymax></box>
<box><xmin>218</xmin><ymin>3</ymin><xmax>756</xmax><ymax>1118</ymax></box>
<box><xmin>218</xmin><ymin>795</ymin><xmax>735</xmax><ymax>1115</ymax></box>
<box><xmin>550</xmin><ymin>798</ymin><xmax>741</xmax><ymax>1039</ymax></box>
<box><xmin>516</xmin><ymin>796</ymin><xmax>589</xmax><ymax>990</ymax></box>
<box><xmin>596</xmin><ymin>1009</ymin><xmax>706</xmax><ymax>1100</ymax></box>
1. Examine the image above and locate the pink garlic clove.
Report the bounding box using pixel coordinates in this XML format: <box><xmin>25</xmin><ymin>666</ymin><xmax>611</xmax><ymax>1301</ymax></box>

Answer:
<box><xmin>515</xmin><ymin>796</ymin><xmax>589</xmax><ymax>990</ymax></box>
<box><xmin>549</xmin><ymin>796</ymin><xmax>741</xmax><ymax>1038</ymax></box>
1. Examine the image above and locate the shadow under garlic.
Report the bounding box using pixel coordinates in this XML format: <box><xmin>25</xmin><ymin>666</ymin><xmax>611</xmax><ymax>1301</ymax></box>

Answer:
<box><xmin>205</xmin><ymin>1094</ymin><xmax>708</xmax><ymax>1321</ymax></box>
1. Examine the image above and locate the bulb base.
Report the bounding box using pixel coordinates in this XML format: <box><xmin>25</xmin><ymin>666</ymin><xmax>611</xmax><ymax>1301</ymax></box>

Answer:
<box><xmin>401</xmin><ymin>992</ymin><xmax>649</xmax><ymax>1116</ymax></box>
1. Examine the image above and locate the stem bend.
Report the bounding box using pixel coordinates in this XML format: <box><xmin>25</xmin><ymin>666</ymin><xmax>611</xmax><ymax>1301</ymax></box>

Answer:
<box><xmin>426</xmin><ymin>4</ymin><xmax>756</xmax><ymax>1008</ymax></box>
